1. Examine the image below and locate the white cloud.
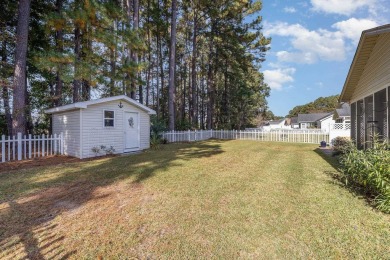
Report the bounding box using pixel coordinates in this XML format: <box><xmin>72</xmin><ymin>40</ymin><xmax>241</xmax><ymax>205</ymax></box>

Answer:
<box><xmin>332</xmin><ymin>18</ymin><xmax>379</xmax><ymax>44</ymax></box>
<box><xmin>276</xmin><ymin>51</ymin><xmax>317</xmax><ymax>64</ymax></box>
<box><xmin>310</xmin><ymin>0</ymin><xmax>376</xmax><ymax>15</ymax></box>
<box><xmin>284</xmin><ymin>7</ymin><xmax>297</xmax><ymax>13</ymax></box>
<box><xmin>263</xmin><ymin>67</ymin><xmax>296</xmax><ymax>91</ymax></box>
<box><xmin>264</xmin><ymin>22</ymin><xmax>346</xmax><ymax>63</ymax></box>
<box><xmin>264</xmin><ymin>18</ymin><xmax>381</xmax><ymax>64</ymax></box>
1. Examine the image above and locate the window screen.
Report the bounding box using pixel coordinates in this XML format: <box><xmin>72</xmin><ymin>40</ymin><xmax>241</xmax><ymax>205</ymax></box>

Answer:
<box><xmin>351</xmin><ymin>102</ymin><xmax>356</xmax><ymax>143</ymax></box>
<box><xmin>356</xmin><ymin>99</ymin><xmax>364</xmax><ymax>149</ymax></box>
<box><xmin>374</xmin><ymin>88</ymin><xmax>387</xmax><ymax>141</ymax></box>
<box><xmin>104</xmin><ymin>110</ymin><xmax>115</xmax><ymax>127</ymax></box>
<box><xmin>365</xmin><ymin>95</ymin><xmax>373</xmax><ymax>148</ymax></box>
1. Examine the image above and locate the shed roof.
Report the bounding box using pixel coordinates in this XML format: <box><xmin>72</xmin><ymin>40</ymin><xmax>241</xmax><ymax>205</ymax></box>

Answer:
<box><xmin>45</xmin><ymin>95</ymin><xmax>156</xmax><ymax>115</ymax></box>
<box><xmin>268</xmin><ymin>119</ymin><xmax>285</xmax><ymax>125</ymax></box>
<box><xmin>297</xmin><ymin>113</ymin><xmax>332</xmax><ymax>123</ymax></box>
<box><xmin>340</xmin><ymin>24</ymin><xmax>390</xmax><ymax>102</ymax></box>
<box><xmin>290</xmin><ymin>117</ymin><xmax>298</xmax><ymax>124</ymax></box>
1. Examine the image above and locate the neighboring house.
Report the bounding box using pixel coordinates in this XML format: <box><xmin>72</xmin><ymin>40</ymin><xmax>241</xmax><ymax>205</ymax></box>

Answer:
<box><xmin>317</xmin><ymin>113</ymin><xmax>335</xmax><ymax>133</ymax></box>
<box><xmin>329</xmin><ymin>103</ymin><xmax>351</xmax><ymax>142</ymax></box>
<box><xmin>334</xmin><ymin>103</ymin><xmax>351</xmax><ymax>124</ymax></box>
<box><xmin>262</xmin><ymin>119</ymin><xmax>289</xmax><ymax>131</ymax></box>
<box><xmin>290</xmin><ymin>117</ymin><xmax>299</xmax><ymax>129</ymax></box>
<box><xmin>45</xmin><ymin>95</ymin><xmax>156</xmax><ymax>159</ymax></box>
<box><xmin>269</xmin><ymin>119</ymin><xmax>287</xmax><ymax>129</ymax></box>
<box><xmin>339</xmin><ymin>24</ymin><xmax>390</xmax><ymax>148</ymax></box>
<box><xmin>297</xmin><ymin>113</ymin><xmax>334</xmax><ymax>131</ymax></box>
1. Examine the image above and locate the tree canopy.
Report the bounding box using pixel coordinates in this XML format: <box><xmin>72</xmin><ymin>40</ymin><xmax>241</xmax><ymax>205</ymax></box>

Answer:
<box><xmin>1</xmin><ymin>0</ymin><xmax>271</xmax><ymax>135</ymax></box>
<box><xmin>287</xmin><ymin>95</ymin><xmax>340</xmax><ymax>118</ymax></box>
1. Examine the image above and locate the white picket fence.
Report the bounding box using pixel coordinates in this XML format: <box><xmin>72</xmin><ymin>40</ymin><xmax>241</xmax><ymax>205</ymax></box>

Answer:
<box><xmin>0</xmin><ymin>133</ymin><xmax>64</xmax><ymax>163</ymax></box>
<box><xmin>162</xmin><ymin>129</ymin><xmax>330</xmax><ymax>144</ymax></box>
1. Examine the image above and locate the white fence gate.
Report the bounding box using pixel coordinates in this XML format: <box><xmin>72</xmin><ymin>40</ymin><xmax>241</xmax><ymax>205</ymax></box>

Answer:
<box><xmin>162</xmin><ymin>129</ymin><xmax>329</xmax><ymax>145</ymax></box>
<box><xmin>1</xmin><ymin>133</ymin><xmax>64</xmax><ymax>163</ymax></box>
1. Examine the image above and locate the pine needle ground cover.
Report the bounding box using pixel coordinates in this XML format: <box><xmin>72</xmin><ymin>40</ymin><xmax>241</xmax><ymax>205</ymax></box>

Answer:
<box><xmin>0</xmin><ymin>140</ymin><xmax>389</xmax><ymax>259</ymax></box>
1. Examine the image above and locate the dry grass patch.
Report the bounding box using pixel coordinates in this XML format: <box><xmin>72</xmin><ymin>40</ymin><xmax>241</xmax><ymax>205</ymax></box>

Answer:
<box><xmin>0</xmin><ymin>140</ymin><xmax>389</xmax><ymax>259</ymax></box>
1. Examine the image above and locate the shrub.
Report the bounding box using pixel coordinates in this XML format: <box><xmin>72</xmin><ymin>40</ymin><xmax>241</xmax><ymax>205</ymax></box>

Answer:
<box><xmin>150</xmin><ymin>133</ymin><xmax>162</xmax><ymax>150</ymax></box>
<box><xmin>331</xmin><ymin>136</ymin><xmax>354</xmax><ymax>155</ymax></box>
<box><xmin>339</xmin><ymin>139</ymin><xmax>390</xmax><ymax>213</ymax></box>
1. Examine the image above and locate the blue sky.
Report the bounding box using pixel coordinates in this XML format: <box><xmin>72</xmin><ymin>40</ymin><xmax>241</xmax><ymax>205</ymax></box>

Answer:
<box><xmin>261</xmin><ymin>0</ymin><xmax>390</xmax><ymax>116</ymax></box>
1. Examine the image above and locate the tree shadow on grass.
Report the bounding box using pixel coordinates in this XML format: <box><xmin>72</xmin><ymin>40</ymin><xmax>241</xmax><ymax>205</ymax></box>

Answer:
<box><xmin>0</xmin><ymin>140</ymin><xmax>224</xmax><ymax>259</ymax></box>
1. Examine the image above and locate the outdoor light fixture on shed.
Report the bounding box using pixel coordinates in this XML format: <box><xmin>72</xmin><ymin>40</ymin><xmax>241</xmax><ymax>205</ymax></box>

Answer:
<box><xmin>118</xmin><ymin>101</ymin><xmax>123</xmax><ymax>108</ymax></box>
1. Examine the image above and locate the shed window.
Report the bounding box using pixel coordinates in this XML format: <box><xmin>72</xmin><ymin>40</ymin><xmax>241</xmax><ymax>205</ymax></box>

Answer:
<box><xmin>104</xmin><ymin>110</ymin><xmax>115</xmax><ymax>127</ymax></box>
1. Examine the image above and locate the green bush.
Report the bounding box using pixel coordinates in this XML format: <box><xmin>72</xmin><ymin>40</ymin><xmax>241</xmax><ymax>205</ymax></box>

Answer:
<box><xmin>339</xmin><ymin>139</ymin><xmax>390</xmax><ymax>213</ymax></box>
<box><xmin>331</xmin><ymin>136</ymin><xmax>354</xmax><ymax>155</ymax></box>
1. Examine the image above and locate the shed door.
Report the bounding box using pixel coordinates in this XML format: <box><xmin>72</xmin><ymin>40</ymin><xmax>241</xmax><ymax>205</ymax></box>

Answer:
<box><xmin>124</xmin><ymin>112</ymin><xmax>140</xmax><ymax>150</ymax></box>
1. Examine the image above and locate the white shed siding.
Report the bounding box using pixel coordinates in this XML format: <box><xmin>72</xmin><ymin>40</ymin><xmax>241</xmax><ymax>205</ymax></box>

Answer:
<box><xmin>320</xmin><ymin>117</ymin><xmax>335</xmax><ymax>133</ymax></box>
<box><xmin>52</xmin><ymin>109</ymin><xmax>81</xmax><ymax>157</ymax></box>
<box><xmin>352</xmin><ymin>33</ymin><xmax>390</xmax><ymax>103</ymax></box>
<box><xmin>80</xmin><ymin>101</ymin><xmax>150</xmax><ymax>158</ymax></box>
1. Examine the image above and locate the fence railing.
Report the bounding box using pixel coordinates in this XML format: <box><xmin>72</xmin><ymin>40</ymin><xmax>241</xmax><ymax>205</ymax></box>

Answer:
<box><xmin>331</xmin><ymin>123</ymin><xmax>351</xmax><ymax>130</ymax></box>
<box><xmin>162</xmin><ymin>129</ymin><xmax>329</xmax><ymax>145</ymax></box>
<box><xmin>1</xmin><ymin>133</ymin><xmax>64</xmax><ymax>163</ymax></box>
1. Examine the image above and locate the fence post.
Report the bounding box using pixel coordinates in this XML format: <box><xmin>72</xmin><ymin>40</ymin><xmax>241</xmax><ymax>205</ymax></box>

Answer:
<box><xmin>42</xmin><ymin>134</ymin><xmax>45</xmax><ymax>156</ymax></box>
<box><xmin>28</xmin><ymin>134</ymin><xmax>32</xmax><ymax>158</ymax></box>
<box><xmin>1</xmin><ymin>135</ymin><xmax>5</xmax><ymax>162</ymax></box>
<box><xmin>54</xmin><ymin>133</ymin><xmax>58</xmax><ymax>154</ymax></box>
<box><xmin>17</xmin><ymin>133</ymin><xmax>22</xmax><ymax>161</ymax></box>
<box><xmin>188</xmin><ymin>130</ymin><xmax>190</xmax><ymax>142</ymax></box>
<box><xmin>61</xmin><ymin>132</ymin><xmax>64</xmax><ymax>154</ymax></box>
<box><xmin>195</xmin><ymin>130</ymin><xmax>197</xmax><ymax>141</ymax></box>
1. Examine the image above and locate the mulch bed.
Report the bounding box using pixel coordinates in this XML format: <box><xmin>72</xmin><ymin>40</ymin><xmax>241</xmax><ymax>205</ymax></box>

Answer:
<box><xmin>0</xmin><ymin>155</ymin><xmax>116</xmax><ymax>174</ymax></box>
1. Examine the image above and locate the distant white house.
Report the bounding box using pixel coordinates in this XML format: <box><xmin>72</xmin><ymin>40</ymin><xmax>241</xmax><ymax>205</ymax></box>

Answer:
<box><xmin>45</xmin><ymin>95</ymin><xmax>156</xmax><ymax>159</ymax></box>
<box><xmin>334</xmin><ymin>103</ymin><xmax>351</xmax><ymax>124</ymax></box>
<box><xmin>295</xmin><ymin>113</ymin><xmax>334</xmax><ymax>131</ymax></box>
<box><xmin>329</xmin><ymin>103</ymin><xmax>351</xmax><ymax>142</ymax></box>
<box><xmin>262</xmin><ymin>119</ymin><xmax>290</xmax><ymax>131</ymax></box>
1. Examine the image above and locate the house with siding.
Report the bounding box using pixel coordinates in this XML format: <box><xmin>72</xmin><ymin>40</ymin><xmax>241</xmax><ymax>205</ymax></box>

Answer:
<box><xmin>339</xmin><ymin>24</ymin><xmax>390</xmax><ymax>148</ymax></box>
<box><xmin>296</xmin><ymin>113</ymin><xmax>334</xmax><ymax>131</ymax></box>
<box><xmin>334</xmin><ymin>103</ymin><xmax>351</xmax><ymax>124</ymax></box>
<box><xmin>45</xmin><ymin>95</ymin><xmax>156</xmax><ymax>159</ymax></box>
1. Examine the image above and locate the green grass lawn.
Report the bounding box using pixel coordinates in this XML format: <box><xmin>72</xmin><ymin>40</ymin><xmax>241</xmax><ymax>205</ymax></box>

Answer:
<box><xmin>0</xmin><ymin>140</ymin><xmax>389</xmax><ymax>259</ymax></box>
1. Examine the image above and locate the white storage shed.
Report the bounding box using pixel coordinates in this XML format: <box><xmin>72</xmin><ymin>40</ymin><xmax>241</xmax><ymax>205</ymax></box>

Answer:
<box><xmin>45</xmin><ymin>95</ymin><xmax>156</xmax><ymax>159</ymax></box>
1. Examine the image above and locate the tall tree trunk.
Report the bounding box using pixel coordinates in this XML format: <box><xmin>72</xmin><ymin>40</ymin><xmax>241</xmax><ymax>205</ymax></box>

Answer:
<box><xmin>109</xmin><ymin>21</ymin><xmax>117</xmax><ymax>96</ymax></box>
<box><xmin>168</xmin><ymin>0</ymin><xmax>177</xmax><ymax>130</ymax></box>
<box><xmin>206</xmin><ymin>42</ymin><xmax>214</xmax><ymax>130</ymax></box>
<box><xmin>200</xmin><ymin>53</ymin><xmax>204</xmax><ymax>129</ymax></box>
<box><xmin>190</xmin><ymin>11</ymin><xmax>198</xmax><ymax>128</ymax></box>
<box><xmin>54</xmin><ymin>0</ymin><xmax>63</xmax><ymax>107</ymax></box>
<box><xmin>138</xmin><ymin>53</ymin><xmax>143</xmax><ymax>103</ymax></box>
<box><xmin>109</xmin><ymin>46</ymin><xmax>116</xmax><ymax>96</ymax></box>
<box><xmin>1</xmin><ymin>40</ymin><xmax>12</xmax><ymax>135</ymax></box>
<box><xmin>81</xmin><ymin>26</ymin><xmax>91</xmax><ymax>101</ymax></box>
<box><xmin>182</xmin><ymin>63</ymin><xmax>186</xmax><ymax>122</ymax></box>
<box><xmin>130</xmin><ymin>0</ymin><xmax>139</xmax><ymax>99</ymax></box>
<box><xmin>222</xmin><ymin>58</ymin><xmax>228</xmax><ymax>126</ymax></box>
<box><xmin>73</xmin><ymin>26</ymin><xmax>81</xmax><ymax>102</ymax></box>
<box><xmin>12</xmin><ymin>0</ymin><xmax>31</xmax><ymax>135</ymax></box>
<box><xmin>156</xmin><ymin>43</ymin><xmax>160</xmax><ymax>119</ymax></box>
<box><xmin>125</xmin><ymin>0</ymin><xmax>133</xmax><ymax>98</ymax></box>
<box><xmin>145</xmin><ymin>0</ymin><xmax>151</xmax><ymax>106</ymax></box>
<box><xmin>158</xmin><ymin>34</ymin><xmax>165</xmax><ymax>119</ymax></box>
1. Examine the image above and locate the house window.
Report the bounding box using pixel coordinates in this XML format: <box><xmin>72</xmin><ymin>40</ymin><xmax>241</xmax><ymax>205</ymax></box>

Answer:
<box><xmin>104</xmin><ymin>110</ymin><xmax>115</xmax><ymax>127</ymax></box>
